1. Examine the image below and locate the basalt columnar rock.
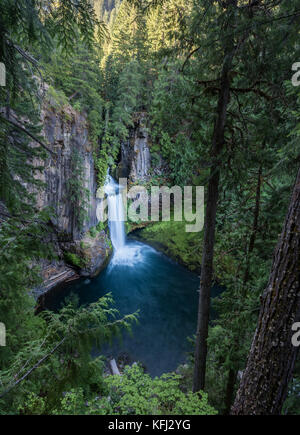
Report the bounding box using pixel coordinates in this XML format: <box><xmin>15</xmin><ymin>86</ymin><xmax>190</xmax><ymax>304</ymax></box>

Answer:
<box><xmin>117</xmin><ymin>112</ymin><xmax>151</xmax><ymax>182</ymax></box>
<box><xmin>33</xmin><ymin>101</ymin><xmax>112</xmax><ymax>297</ymax></box>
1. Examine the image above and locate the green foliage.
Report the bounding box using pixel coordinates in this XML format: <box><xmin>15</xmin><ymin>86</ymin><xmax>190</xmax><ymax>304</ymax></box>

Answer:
<box><xmin>101</xmin><ymin>364</ymin><xmax>217</xmax><ymax>415</ymax></box>
<box><xmin>0</xmin><ymin>71</ymin><xmax>47</xmax><ymax>216</ymax></box>
<box><xmin>136</xmin><ymin>219</ymin><xmax>235</xmax><ymax>276</ymax></box>
<box><xmin>80</xmin><ymin>241</ymin><xmax>89</xmax><ymax>249</ymax></box>
<box><xmin>89</xmin><ymin>226</ymin><xmax>98</xmax><ymax>238</ymax></box>
<box><xmin>46</xmin><ymin>86</ymin><xmax>69</xmax><ymax>110</ymax></box>
<box><xmin>0</xmin><ymin>0</ymin><xmax>105</xmax><ymax>215</ymax></box>
<box><xmin>137</xmin><ymin>221</ymin><xmax>203</xmax><ymax>271</ymax></box>
<box><xmin>17</xmin><ymin>392</ymin><xmax>46</xmax><ymax>415</ymax></box>
<box><xmin>96</xmin><ymin>221</ymin><xmax>107</xmax><ymax>232</ymax></box>
<box><xmin>1</xmin><ymin>0</ymin><xmax>300</xmax><ymax>416</ymax></box>
<box><xmin>43</xmin><ymin>43</ymin><xmax>105</xmax><ymax>150</ymax></box>
<box><xmin>53</xmin><ymin>364</ymin><xmax>217</xmax><ymax>415</ymax></box>
<box><xmin>45</xmin><ymin>1</ymin><xmax>107</xmax><ymax>52</ymax></box>
<box><xmin>63</xmin><ymin>252</ymin><xmax>87</xmax><ymax>269</ymax></box>
<box><xmin>0</xmin><ymin>0</ymin><xmax>122</xmax><ymax>416</ymax></box>
<box><xmin>282</xmin><ymin>374</ymin><xmax>300</xmax><ymax>415</ymax></box>
<box><xmin>66</xmin><ymin>149</ymin><xmax>90</xmax><ymax>229</ymax></box>
<box><xmin>0</xmin><ymin>294</ymin><xmax>137</xmax><ymax>414</ymax></box>
<box><xmin>95</xmin><ymin>144</ymin><xmax>111</xmax><ymax>187</ymax></box>
<box><xmin>0</xmin><ymin>210</ymin><xmax>54</xmax><ymax>372</ymax></box>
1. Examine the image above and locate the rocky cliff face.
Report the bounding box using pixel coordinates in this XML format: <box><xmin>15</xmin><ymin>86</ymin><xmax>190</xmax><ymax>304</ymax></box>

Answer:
<box><xmin>33</xmin><ymin>103</ymin><xmax>111</xmax><ymax>297</ymax></box>
<box><xmin>36</xmin><ymin>105</ymin><xmax>97</xmax><ymax>237</ymax></box>
<box><xmin>117</xmin><ymin>112</ymin><xmax>151</xmax><ymax>182</ymax></box>
<box><xmin>116</xmin><ymin>112</ymin><xmax>167</xmax><ymax>186</ymax></box>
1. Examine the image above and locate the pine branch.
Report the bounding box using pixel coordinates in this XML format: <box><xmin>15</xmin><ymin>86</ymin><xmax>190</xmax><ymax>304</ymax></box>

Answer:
<box><xmin>231</xmin><ymin>87</ymin><xmax>273</xmax><ymax>100</ymax></box>
<box><xmin>0</xmin><ymin>338</ymin><xmax>66</xmax><ymax>399</ymax></box>
<box><xmin>0</xmin><ymin>114</ymin><xmax>56</xmax><ymax>156</ymax></box>
<box><xmin>181</xmin><ymin>8</ymin><xmax>300</xmax><ymax>71</ymax></box>
<box><xmin>6</xmin><ymin>39</ymin><xmax>39</xmax><ymax>66</ymax></box>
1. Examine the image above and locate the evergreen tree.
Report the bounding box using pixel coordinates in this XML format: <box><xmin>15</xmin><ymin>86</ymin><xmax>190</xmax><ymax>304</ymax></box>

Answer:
<box><xmin>232</xmin><ymin>167</ymin><xmax>300</xmax><ymax>415</ymax></box>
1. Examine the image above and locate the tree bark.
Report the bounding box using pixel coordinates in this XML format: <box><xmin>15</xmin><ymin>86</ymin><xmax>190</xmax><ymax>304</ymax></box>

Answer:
<box><xmin>231</xmin><ymin>167</ymin><xmax>300</xmax><ymax>415</ymax></box>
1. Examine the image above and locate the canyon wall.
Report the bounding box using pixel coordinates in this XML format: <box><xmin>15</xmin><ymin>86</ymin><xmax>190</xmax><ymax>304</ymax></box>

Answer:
<box><xmin>116</xmin><ymin>111</ymin><xmax>167</xmax><ymax>185</ymax></box>
<box><xmin>117</xmin><ymin>112</ymin><xmax>151</xmax><ymax>182</ymax></box>
<box><xmin>34</xmin><ymin>103</ymin><xmax>111</xmax><ymax>297</ymax></box>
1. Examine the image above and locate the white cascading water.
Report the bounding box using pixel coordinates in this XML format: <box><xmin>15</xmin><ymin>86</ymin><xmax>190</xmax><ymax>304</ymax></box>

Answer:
<box><xmin>104</xmin><ymin>175</ymin><xmax>126</xmax><ymax>251</ymax></box>
<box><xmin>104</xmin><ymin>175</ymin><xmax>147</xmax><ymax>267</ymax></box>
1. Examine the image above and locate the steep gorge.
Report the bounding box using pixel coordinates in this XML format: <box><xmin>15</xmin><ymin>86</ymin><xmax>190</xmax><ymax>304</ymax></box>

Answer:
<box><xmin>34</xmin><ymin>102</ymin><xmax>111</xmax><ymax>297</ymax></box>
<box><xmin>34</xmin><ymin>104</ymin><xmax>155</xmax><ymax>298</ymax></box>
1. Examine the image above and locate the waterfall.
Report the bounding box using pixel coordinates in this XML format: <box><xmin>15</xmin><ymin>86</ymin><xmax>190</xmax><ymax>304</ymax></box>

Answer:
<box><xmin>104</xmin><ymin>175</ymin><xmax>148</xmax><ymax>267</ymax></box>
<box><xmin>105</xmin><ymin>175</ymin><xmax>126</xmax><ymax>251</ymax></box>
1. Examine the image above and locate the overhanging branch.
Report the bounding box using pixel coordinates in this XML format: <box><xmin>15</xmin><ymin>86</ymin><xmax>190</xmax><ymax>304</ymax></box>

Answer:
<box><xmin>0</xmin><ymin>114</ymin><xmax>56</xmax><ymax>156</ymax></box>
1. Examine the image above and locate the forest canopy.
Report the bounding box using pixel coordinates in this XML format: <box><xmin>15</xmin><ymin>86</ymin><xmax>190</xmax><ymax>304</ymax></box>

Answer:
<box><xmin>0</xmin><ymin>0</ymin><xmax>299</xmax><ymax>417</ymax></box>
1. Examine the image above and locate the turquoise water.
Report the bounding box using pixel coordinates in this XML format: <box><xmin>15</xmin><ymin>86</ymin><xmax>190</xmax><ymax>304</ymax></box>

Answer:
<box><xmin>43</xmin><ymin>240</ymin><xmax>220</xmax><ymax>376</ymax></box>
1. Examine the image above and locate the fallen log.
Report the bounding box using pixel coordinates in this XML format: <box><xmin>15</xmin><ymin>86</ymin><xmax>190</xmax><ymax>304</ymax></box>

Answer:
<box><xmin>109</xmin><ymin>359</ymin><xmax>121</xmax><ymax>376</ymax></box>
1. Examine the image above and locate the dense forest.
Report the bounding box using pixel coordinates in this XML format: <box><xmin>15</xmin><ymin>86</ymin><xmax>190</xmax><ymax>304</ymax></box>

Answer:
<box><xmin>0</xmin><ymin>0</ymin><xmax>299</xmax><ymax>417</ymax></box>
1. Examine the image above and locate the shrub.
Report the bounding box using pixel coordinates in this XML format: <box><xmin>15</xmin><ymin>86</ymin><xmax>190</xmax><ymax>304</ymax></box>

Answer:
<box><xmin>89</xmin><ymin>226</ymin><xmax>98</xmax><ymax>238</ymax></box>
<box><xmin>64</xmin><ymin>252</ymin><xmax>87</xmax><ymax>268</ymax></box>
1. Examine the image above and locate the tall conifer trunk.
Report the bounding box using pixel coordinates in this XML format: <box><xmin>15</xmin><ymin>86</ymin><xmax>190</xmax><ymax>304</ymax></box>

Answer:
<box><xmin>193</xmin><ymin>0</ymin><xmax>237</xmax><ymax>393</ymax></box>
<box><xmin>231</xmin><ymin>168</ymin><xmax>300</xmax><ymax>415</ymax></box>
